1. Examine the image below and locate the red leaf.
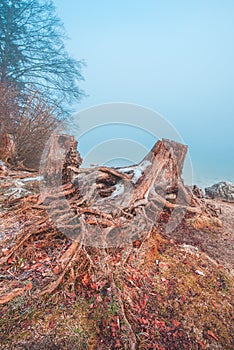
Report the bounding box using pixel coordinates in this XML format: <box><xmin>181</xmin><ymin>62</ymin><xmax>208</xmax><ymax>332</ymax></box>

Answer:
<box><xmin>207</xmin><ymin>330</ymin><xmax>219</xmax><ymax>341</ymax></box>
<box><xmin>90</xmin><ymin>282</ymin><xmax>98</xmax><ymax>290</ymax></box>
<box><xmin>139</xmin><ymin>297</ymin><xmax>148</xmax><ymax>309</ymax></box>
<box><xmin>211</xmin><ymin>300</ymin><xmax>217</xmax><ymax>308</ymax></box>
<box><xmin>81</xmin><ymin>274</ymin><xmax>89</xmax><ymax>287</ymax></box>
<box><xmin>48</xmin><ymin>317</ymin><xmax>55</xmax><ymax>329</ymax></box>
<box><xmin>198</xmin><ymin>340</ymin><xmax>205</xmax><ymax>349</ymax></box>
<box><xmin>3</xmin><ymin>249</ymin><xmax>10</xmax><ymax>256</ymax></box>
<box><xmin>154</xmin><ymin>319</ymin><xmax>165</xmax><ymax>329</ymax></box>
<box><xmin>172</xmin><ymin>319</ymin><xmax>180</xmax><ymax>328</ymax></box>
<box><xmin>96</xmin><ymin>295</ymin><xmax>102</xmax><ymax>303</ymax></box>
<box><xmin>25</xmin><ymin>282</ymin><xmax>33</xmax><ymax>291</ymax></box>
<box><xmin>133</xmin><ymin>240</ymin><xmax>141</xmax><ymax>248</ymax></box>
<box><xmin>114</xmin><ymin>339</ymin><xmax>121</xmax><ymax>348</ymax></box>
<box><xmin>53</xmin><ymin>266</ymin><xmax>60</xmax><ymax>275</ymax></box>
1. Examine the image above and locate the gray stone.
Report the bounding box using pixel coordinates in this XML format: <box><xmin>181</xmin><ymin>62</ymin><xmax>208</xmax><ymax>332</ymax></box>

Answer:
<box><xmin>205</xmin><ymin>181</ymin><xmax>234</xmax><ymax>202</ymax></box>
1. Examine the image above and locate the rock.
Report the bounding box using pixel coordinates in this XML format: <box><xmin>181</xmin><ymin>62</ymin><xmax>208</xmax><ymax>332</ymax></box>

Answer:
<box><xmin>192</xmin><ymin>185</ymin><xmax>204</xmax><ymax>199</ymax></box>
<box><xmin>205</xmin><ymin>182</ymin><xmax>234</xmax><ymax>203</ymax></box>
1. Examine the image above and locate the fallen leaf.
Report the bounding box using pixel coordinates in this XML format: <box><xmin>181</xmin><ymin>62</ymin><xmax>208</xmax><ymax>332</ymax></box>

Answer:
<box><xmin>48</xmin><ymin>316</ymin><xmax>55</xmax><ymax>328</ymax></box>
<box><xmin>114</xmin><ymin>339</ymin><xmax>121</xmax><ymax>348</ymax></box>
<box><xmin>172</xmin><ymin>319</ymin><xmax>180</xmax><ymax>328</ymax></box>
<box><xmin>198</xmin><ymin>340</ymin><xmax>205</xmax><ymax>349</ymax></box>
<box><xmin>3</xmin><ymin>249</ymin><xmax>10</xmax><ymax>256</ymax></box>
<box><xmin>90</xmin><ymin>282</ymin><xmax>98</xmax><ymax>290</ymax></box>
<box><xmin>25</xmin><ymin>282</ymin><xmax>33</xmax><ymax>291</ymax></box>
<box><xmin>207</xmin><ymin>330</ymin><xmax>219</xmax><ymax>341</ymax></box>
<box><xmin>53</xmin><ymin>266</ymin><xmax>60</xmax><ymax>274</ymax></box>
<box><xmin>212</xmin><ymin>300</ymin><xmax>217</xmax><ymax>308</ymax></box>
<box><xmin>139</xmin><ymin>295</ymin><xmax>148</xmax><ymax>309</ymax></box>
<box><xmin>81</xmin><ymin>274</ymin><xmax>89</xmax><ymax>287</ymax></box>
<box><xmin>133</xmin><ymin>240</ymin><xmax>141</xmax><ymax>248</ymax></box>
<box><xmin>96</xmin><ymin>295</ymin><xmax>102</xmax><ymax>303</ymax></box>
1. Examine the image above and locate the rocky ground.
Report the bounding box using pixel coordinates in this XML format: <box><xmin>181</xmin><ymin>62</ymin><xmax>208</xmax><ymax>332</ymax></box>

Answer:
<box><xmin>167</xmin><ymin>198</ymin><xmax>234</xmax><ymax>276</ymax></box>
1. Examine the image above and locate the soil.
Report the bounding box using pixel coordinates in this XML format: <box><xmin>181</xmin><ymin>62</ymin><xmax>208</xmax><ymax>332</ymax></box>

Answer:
<box><xmin>168</xmin><ymin>199</ymin><xmax>234</xmax><ymax>276</ymax></box>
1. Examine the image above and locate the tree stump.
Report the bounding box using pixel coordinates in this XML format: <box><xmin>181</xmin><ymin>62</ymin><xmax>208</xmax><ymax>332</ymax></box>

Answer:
<box><xmin>0</xmin><ymin>135</ymin><xmax>220</xmax><ymax>301</ymax></box>
<box><xmin>40</xmin><ymin>133</ymin><xmax>82</xmax><ymax>185</ymax></box>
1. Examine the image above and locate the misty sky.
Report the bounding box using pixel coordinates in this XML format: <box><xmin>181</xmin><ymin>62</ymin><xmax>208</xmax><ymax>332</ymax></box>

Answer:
<box><xmin>53</xmin><ymin>0</ymin><xmax>234</xmax><ymax>187</ymax></box>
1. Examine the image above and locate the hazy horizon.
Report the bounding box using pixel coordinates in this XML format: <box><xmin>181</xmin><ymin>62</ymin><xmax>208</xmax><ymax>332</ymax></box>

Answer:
<box><xmin>53</xmin><ymin>0</ymin><xmax>234</xmax><ymax>187</ymax></box>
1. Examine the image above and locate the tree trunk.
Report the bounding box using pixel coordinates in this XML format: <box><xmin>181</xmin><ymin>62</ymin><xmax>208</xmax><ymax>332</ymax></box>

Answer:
<box><xmin>41</xmin><ymin>133</ymin><xmax>82</xmax><ymax>186</ymax></box>
<box><xmin>0</xmin><ymin>131</ymin><xmax>16</xmax><ymax>164</ymax></box>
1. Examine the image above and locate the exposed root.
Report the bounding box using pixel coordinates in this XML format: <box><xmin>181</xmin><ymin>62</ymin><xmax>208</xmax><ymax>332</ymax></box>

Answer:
<box><xmin>38</xmin><ymin>240</ymin><xmax>82</xmax><ymax>296</ymax></box>
<box><xmin>0</xmin><ymin>138</ymin><xmax>223</xmax><ymax>304</ymax></box>
<box><xmin>37</xmin><ymin>218</ymin><xmax>90</xmax><ymax>296</ymax></box>
<box><xmin>0</xmin><ymin>288</ymin><xmax>25</xmax><ymax>304</ymax></box>
<box><xmin>109</xmin><ymin>272</ymin><xmax>137</xmax><ymax>350</ymax></box>
<box><xmin>0</xmin><ymin>218</ymin><xmax>49</xmax><ymax>266</ymax></box>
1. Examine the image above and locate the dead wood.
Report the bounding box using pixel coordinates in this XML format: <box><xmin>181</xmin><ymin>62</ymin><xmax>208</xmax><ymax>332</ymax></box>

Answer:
<box><xmin>0</xmin><ymin>288</ymin><xmax>25</xmax><ymax>305</ymax></box>
<box><xmin>0</xmin><ymin>135</ymin><xmax>221</xmax><ymax>304</ymax></box>
<box><xmin>41</xmin><ymin>133</ymin><xmax>82</xmax><ymax>185</ymax></box>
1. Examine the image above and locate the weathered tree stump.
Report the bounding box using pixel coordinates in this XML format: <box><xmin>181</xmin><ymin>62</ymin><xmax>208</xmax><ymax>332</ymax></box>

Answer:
<box><xmin>0</xmin><ymin>135</ymin><xmax>220</xmax><ymax>302</ymax></box>
<box><xmin>41</xmin><ymin>133</ymin><xmax>82</xmax><ymax>185</ymax></box>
